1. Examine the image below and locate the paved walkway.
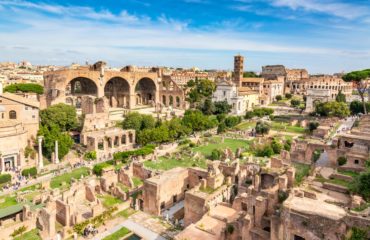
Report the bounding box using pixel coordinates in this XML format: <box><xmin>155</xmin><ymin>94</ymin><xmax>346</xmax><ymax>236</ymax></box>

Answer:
<box><xmin>92</xmin><ymin>219</ymin><xmax>166</xmax><ymax>240</ymax></box>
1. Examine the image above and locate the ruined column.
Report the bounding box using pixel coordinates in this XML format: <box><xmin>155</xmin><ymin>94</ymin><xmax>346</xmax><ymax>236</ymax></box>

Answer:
<box><xmin>38</xmin><ymin>136</ymin><xmax>43</xmax><ymax>169</ymax></box>
<box><xmin>0</xmin><ymin>154</ymin><xmax>4</xmax><ymax>173</ymax></box>
<box><xmin>55</xmin><ymin>140</ymin><xmax>59</xmax><ymax>164</ymax></box>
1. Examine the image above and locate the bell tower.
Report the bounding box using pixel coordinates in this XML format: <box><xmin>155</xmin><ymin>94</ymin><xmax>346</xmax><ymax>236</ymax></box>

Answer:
<box><xmin>234</xmin><ymin>55</ymin><xmax>244</xmax><ymax>87</ymax></box>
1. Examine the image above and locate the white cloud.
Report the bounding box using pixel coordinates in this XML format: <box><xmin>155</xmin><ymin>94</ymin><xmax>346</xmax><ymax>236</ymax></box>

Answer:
<box><xmin>270</xmin><ymin>0</ymin><xmax>369</xmax><ymax>20</ymax></box>
<box><xmin>0</xmin><ymin>0</ymin><xmax>369</xmax><ymax>73</ymax></box>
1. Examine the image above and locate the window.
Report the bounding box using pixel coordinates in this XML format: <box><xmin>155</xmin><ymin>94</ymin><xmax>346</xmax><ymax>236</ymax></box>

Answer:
<box><xmin>9</xmin><ymin>110</ymin><xmax>16</xmax><ymax>119</ymax></box>
<box><xmin>354</xmin><ymin>159</ymin><xmax>359</xmax><ymax>164</ymax></box>
<box><xmin>223</xmin><ymin>91</ymin><xmax>226</xmax><ymax>96</ymax></box>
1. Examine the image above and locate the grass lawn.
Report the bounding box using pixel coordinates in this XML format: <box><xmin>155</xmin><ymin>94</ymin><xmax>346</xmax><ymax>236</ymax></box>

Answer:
<box><xmin>235</xmin><ymin>121</ymin><xmax>256</xmax><ymax>130</ymax></box>
<box><xmin>50</xmin><ymin>167</ymin><xmax>90</xmax><ymax>189</ymax></box>
<box><xmin>271</xmin><ymin>121</ymin><xmax>306</xmax><ymax>134</ymax></box>
<box><xmin>199</xmin><ymin>186</ymin><xmax>219</xmax><ymax>194</ymax></box>
<box><xmin>132</xmin><ymin>177</ymin><xmax>143</xmax><ymax>187</ymax></box>
<box><xmin>98</xmin><ymin>194</ymin><xmax>123</xmax><ymax>208</ymax></box>
<box><xmin>102</xmin><ymin>226</ymin><xmax>131</xmax><ymax>240</ymax></box>
<box><xmin>315</xmin><ymin>176</ymin><xmax>350</xmax><ymax>188</ymax></box>
<box><xmin>144</xmin><ymin>155</ymin><xmax>207</xmax><ymax>170</ymax></box>
<box><xmin>117</xmin><ymin>183</ymin><xmax>130</xmax><ymax>193</ymax></box>
<box><xmin>193</xmin><ymin>136</ymin><xmax>251</xmax><ymax>158</ymax></box>
<box><xmin>116</xmin><ymin>208</ymin><xmax>137</xmax><ymax>218</ymax></box>
<box><xmin>338</xmin><ymin>170</ymin><xmax>359</xmax><ymax>178</ymax></box>
<box><xmin>0</xmin><ymin>195</ymin><xmax>17</xmax><ymax>209</ymax></box>
<box><xmin>293</xmin><ymin>163</ymin><xmax>311</xmax><ymax>186</ymax></box>
<box><xmin>13</xmin><ymin>229</ymin><xmax>42</xmax><ymax>240</ymax></box>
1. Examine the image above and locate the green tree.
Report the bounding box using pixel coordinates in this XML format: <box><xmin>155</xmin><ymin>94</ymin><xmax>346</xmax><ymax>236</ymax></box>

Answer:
<box><xmin>38</xmin><ymin>124</ymin><xmax>74</xmax><ymax>160</ymax></box>
<box><xmin>217</xmin><ymin>121</ymin><xmax>227</xmax><ymax>134</ymax></box>
<box><xmin>335</xmin><ymin>90</ymin><xmax>346</xmax><ymax>102</ymax></box>
<box><xmin>243</xmin><ymin>71</ymin><xmax>258</xmax><ymax>78</ymax></box>
<box><xmin>290</xmin><ymin>98</ymin><xmax>301</xmax><ymax>108</ymax></box>
<box><xmin>200</xmin><ymin>98</ymin><xmax>215</xmax><ymax>115</ymax></box>
<box><xmin>275</xmin><ymin>95</ymin><xmax>282</xmax><ymax>101</ymax></box>
<box><xmin>255</xmin><ymin>121</ymin><xmax>270</xmax><ymax>136</ymax></box>
<box><xmin>214</xmin><ymin>101</ymin><xmax>232</xmax><ymax>115</ymax></box>
<box><xmin>4</xmin><ymin>83</ymin><xmax>43</xmax><ymax>94</ymax></box>
<box><xmin>122</xmin><ymin>112</ymin><xmax>150</xmax><ymax>132</ymax></box>
<box><xmin>343</xmin><ymin>69</ymin><xmax>370</xmax><ymax>114</ymax></box>
<box><xmin>224</xmin><ymin>116</ymin><xmax>241</xmax><ymax>128</ymax></box>
<box><xmin>315</xmin><ymin>101</ymin><xmax>350</xmax><ymax>118</ymax></box>
<box><xmin>40</xmin><ymin>103</ymin><xmax>78</xmax><ymax>131</ymax></box>
<box><xmin>350</xmin><ymin>100</ymin><xmax>370</xmax><ymax>115</ymax></box>
<box><xmin>182</xmin><ymin>110</ymin><xmax>218</xmax><ymax>133</ymax></box>
<box><xmin>285</xmin><ymin>93</ymin><xmax>292</xmax><ymax>99</ymax></box>
<box><xmin>186</xmin><ymin>79</ymin><xmax>216</xmax><ymax>107</ymax></box>
<box><xmin>349</xmin><ymin>171</ymin><xmax>370</xmax><ymax>201</ymax></box>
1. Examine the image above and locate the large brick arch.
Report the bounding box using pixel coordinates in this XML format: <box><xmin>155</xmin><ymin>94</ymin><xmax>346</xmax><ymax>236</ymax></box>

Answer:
<box><xmin>104</xmin><ymin>76</ymin><xmax>131</xmax><ymax>108</ymax></box>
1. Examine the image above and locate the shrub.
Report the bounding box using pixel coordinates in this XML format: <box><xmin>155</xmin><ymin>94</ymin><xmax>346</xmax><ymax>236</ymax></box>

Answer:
<box><xmin>93</xmin><ymin>162</ymin><xmax>113</xmax><ymax>176</ymax></box>
<box><xmin>113</xmin><ymin>145</ymin><xmax>155</xmax><ymax>162</ymax></box>
<box><xmin>347</xmin><ymin>227</ymin><xmax>368</xmax><ymax>240</ymax></box>
<box><xmin>307</xmin><ymin>121</ymin><xmax>319</xmax><ymax>133</ymax></box>
<box><xmin>271</xmin><ymin>138</ymin><xmax>283</xmax><ymax>154</ymax></box>
<box><xmin>21</xmin><ymin>167</ymin><xmax>37</xmax><ymax>178</ymax></box>
<box><xmin>210</xmin><ymin>149</ymin><xmax>223</xmax><ymax>160</ymax></box>
<box><xmin>337</xmin><ymin>156</ymin><xmax>347</xmax><ymax>166</ymax></box>
<box><xmin>285</xmin><ymin>93</ymin><xmax>292</xmax><ymax>99</ymax></box>
<box><xmin>84</xmin><ymin>151</ymin><xmax>97</xmax><ymax>161</ymax></box>
<box><xmin>224</xmin><ymin>116</ymin><xmax>242</xmax><ymax>128</ymax></box>
<box><xmin>291</xmin><ymin>98</ymin><xmax>301</xmax><ymax>107</ymax></box>
<box><xmin>10</xmin><ymin>226</ymin><xmax>27</xmax><ymax>237</ymax></box>
<box><xmin>284</xmin><ymin>139</ymin><xmax>292</xmax><ymax>151</ymax></box>
<box><xmin>275</xmin><ymin>95</ymin><xmax>282</xmax><ymax>101</ymax></box>
<box><xmin>255</xmin><ymin>144</ymin><xmax>274</xmax><ymax>157</ymax></box>
<box><xmin>189</xmin><ymin>142</ymin><xmax>196</xmax><ymax>148</ymax></box>
<box><xmin>179</xmin><ymin>139</ymin><xmax>191</xmax><ymax>145</ymax></box>
<box><xmin>278</xmin><ymin>191</ymin><xmax>289</xmax><ymax>203</ymax></box>
<box><xmin>0</xmin><ymin>174</ymin><xmax>11</xmax><ymax>184</ymax></box>
<box><xmin>349</xmin><ymin>171</ymin><xmax>370</xmax><ymax>201</ymax></box>
<box><xmin>245</xmin><ymin>111</ymin><xmax>254</xmax><ymax>119</ymax></box>
<box><xmin>217</xmin><ymin>122</ymin><xmax>226</xmax><ymax>134</ymax></box>
<box><xmin>226</xmin><ymin>224</ymin><xmax>234</xmax><ymax>234</ymax></box>
<box><xmin>312</xmin><ymin>150</ymin><xmax>322</xmax><ymax>162</ymax></box>
<box><xmin>255</xmin><ymin>121</ymin><xmax>270</xmax><ymax>136</ymax></box>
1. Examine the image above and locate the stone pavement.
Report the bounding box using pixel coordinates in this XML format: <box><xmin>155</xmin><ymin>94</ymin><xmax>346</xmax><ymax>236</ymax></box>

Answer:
<box><xmin>92</xmin><ymin>219</ymin><xmax>166</xmax><ymax>240</ymax></box>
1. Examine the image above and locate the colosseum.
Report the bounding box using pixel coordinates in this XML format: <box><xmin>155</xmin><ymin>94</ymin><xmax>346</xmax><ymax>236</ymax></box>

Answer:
<box><xmin>43</xmin><ymin>61</ymin><xmax>187</xmax><ymax>114</ymax></box>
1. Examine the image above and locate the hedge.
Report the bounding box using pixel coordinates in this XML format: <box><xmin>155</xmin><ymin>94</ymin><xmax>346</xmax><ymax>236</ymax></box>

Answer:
<box><xmin>0</xmin><ymin>174</ymin><xmax>11</xmax><ymax>184</ymax></box>
<box><xmin>113</xmin><ymin>144</ymin><xmax>155</xmax><ymax>162</ymax></box>
<box><xmin>93</xmin><ymin>160</ymin><xmax>114</xmax><ymax>176</ymax></box>
<box><xmin>21</xmin><ymin>167</ymin><xmax>38</xmax><ymax>178</ymax></box>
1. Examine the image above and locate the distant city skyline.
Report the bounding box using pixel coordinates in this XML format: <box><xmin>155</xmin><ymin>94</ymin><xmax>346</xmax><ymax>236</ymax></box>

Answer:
<box><xmin>0</xmin><ymin>0</ymin><xmax>369</xmax><ymax>74</ymax></box>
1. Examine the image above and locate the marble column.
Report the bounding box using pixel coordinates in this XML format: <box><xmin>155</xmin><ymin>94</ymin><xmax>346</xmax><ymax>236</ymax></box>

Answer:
<box><xmin>55</xmin><ymin>140</ymin><xmax>59</xmax><ymax>164</ymax></box>
<box><xmin>38</xmin><ymin>136</ymin><xmax>43</xmax><ymax>169</ymax></box>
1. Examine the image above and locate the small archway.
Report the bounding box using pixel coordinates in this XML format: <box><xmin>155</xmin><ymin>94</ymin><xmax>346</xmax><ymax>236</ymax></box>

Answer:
<box><xmin>162</xmin><ymin>95</ymin><xmax>167</xmax><ymax>106</ymax></box>
<box><xmin>169</xmin><ymin>96</ymin><xmax>174</xmax><ymax>106</ymax></box>
<box><xmin>134</xmin><ymin>78</ymin><xmax>157</xmax><ymax>107</ymax></box>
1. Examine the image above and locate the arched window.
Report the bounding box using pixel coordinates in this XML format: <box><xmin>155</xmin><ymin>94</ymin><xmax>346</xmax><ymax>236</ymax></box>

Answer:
<box><xmin>74</xmin><ymin>81</ymin><xmax>82</xmax><ymax>93</ymax></box>
<box><xmin>9</xmin><ymin>110</ymin><xmax>17</xmax><ymax>119</ymax></box>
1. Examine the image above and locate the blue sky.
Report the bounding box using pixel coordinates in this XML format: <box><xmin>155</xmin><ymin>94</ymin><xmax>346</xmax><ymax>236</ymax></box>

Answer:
<box><xmin>0</xmin><ymin>0</ymin><xmax>369</xmax><ymax>73</ymax></box>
